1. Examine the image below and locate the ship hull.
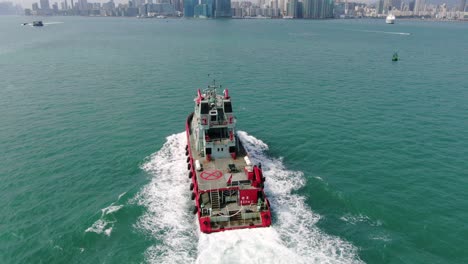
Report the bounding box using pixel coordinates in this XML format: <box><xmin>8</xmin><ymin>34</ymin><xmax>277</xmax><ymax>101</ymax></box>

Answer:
<box><xmin>186</xmin><ymin>112</ymin><xmax>272</xmax><ymax>234</ymax></box>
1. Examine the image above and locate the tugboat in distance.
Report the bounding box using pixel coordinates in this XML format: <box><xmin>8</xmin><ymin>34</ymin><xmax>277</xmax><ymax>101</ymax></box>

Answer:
<box><xmin>186</xmin><ymin>80</ymin><xmax>272</xmax><ymax>233</ymax></box>
<box><xmin>32</xmin><ymin>21</ymin><xmax>44</xmax><ymax>27</ymax></box>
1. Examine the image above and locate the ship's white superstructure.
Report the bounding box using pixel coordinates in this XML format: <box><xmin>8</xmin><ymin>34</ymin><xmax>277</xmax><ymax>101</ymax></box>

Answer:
<box><xmin>386</xmin><ymin>13</ymin><xmax>396</xmax><ymax>24</ymax></box>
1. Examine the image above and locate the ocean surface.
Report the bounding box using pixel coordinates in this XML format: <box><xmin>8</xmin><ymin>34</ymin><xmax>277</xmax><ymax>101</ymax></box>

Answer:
<box><xmin>1</xmin><ymin>16</ymin><xmax>467</xmax><ymax>264</ymax></box>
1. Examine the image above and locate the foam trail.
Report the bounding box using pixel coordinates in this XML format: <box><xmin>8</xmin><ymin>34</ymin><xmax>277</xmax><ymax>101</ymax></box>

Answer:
<box><xmin>352</xmin><ymin>29</ymin><xmax>411</xmax><ymax>36</ymax></box>
<box><xmin>195</xmin><ymin>131</ymin><xmax>362</xmax><ymax>264</ymax></box>
<box><xmin>43</xmin><ymin>22</ymin><xmax>64</xmax><ymax>25</ymax></box>
<box><xmin>85</xmin><ymin>204</ymin><xmax>123</xmax><ymax>236</ymax></box>
<box><xmin>137</xmin><ymin>132</ymin><xmax>363</xmax><ymax>264</ymax></box>
<box><xmin>135</xmin><ymin>133</ymin><xmax>197</xmax><ymax>263</ymax></box>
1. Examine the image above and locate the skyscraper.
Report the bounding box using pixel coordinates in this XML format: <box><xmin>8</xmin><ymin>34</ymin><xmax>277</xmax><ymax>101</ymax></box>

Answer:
<box><xmin>460</xmin><ymin>0</ymin><xmax>466</xmax><ymax>11</ymax></box>
<box><xmin>78</xmin><ymin>0</ymin><xmax>87</xmax><ymax>10</ymax></box>
<box><xmin>214</xmin><ymin>0</ymin><xmax>231</xmax><ymax>17</ymax></box>
<box><xmin>287</xmin><ymin>0</ymin><xmax>298</xmax><ymax>17</ymax></box>
<box><xmin>408</xmin><ymin>0</ymin><xmax>414</xmax><ymax>11</ymax></box>
<box><xmin>184</xmin><ymin>0</ymin><xmax>197</xmax><ymax>17</ymax></box>
<box><xmin>376</xmin><ymin>0</ymin><xmax>384</xmax><ymax>14</ymax></box>
<box><xmin>201</xmin><ymin>0</ymin><xmax>214</xmax><ymax>16</ymax></box>
<box><xmin>302</xmin><ymin>0</ymin><xmax>314</xmax><ymax>18</ymax></box>
<box><xmin>414</xmin><ymin>0</ymin><xmax>425</xmax><ymax>14</ymax></box>
<box><xmin>40</xmin><ymin>0</ymin><xmax>50</xmax><ymax>9</ymax></box>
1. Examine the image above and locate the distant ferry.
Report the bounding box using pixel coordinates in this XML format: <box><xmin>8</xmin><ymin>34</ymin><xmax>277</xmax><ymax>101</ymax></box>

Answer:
<box><xmin>283</xmin><ymin>15</ymin><xmax>294</xmax><ymax>19</ymax></box>
<box><xmin>386</xmin><ymin>14</ymin><xmax>395</xmax><ymax>24</ymax></box>
<box><xmin>186</xmin><ymin>81</ymin><xmax>272</xmax><ymax>233</ymax></box>
<box><xmin>32</xmin><ymin>21</ymin><xmax>44</xmax><ymax>27</ymax></box>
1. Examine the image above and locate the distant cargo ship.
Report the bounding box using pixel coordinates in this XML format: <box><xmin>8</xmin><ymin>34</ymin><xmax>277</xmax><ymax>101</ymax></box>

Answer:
<box><xmin>186</xmin><ymin>81</ymin><xmax>272</xmax><ymax>233</ymax></box>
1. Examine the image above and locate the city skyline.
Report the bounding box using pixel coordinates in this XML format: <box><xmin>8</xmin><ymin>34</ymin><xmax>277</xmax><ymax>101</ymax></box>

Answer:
<box><xmin>3</xmin><ymin>0</ymin><xmax>464</xmax><ymax>12</ymax></box>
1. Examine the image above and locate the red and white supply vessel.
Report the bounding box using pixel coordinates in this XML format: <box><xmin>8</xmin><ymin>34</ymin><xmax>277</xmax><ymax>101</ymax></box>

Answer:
<box><xmin>185</xmin><ymin>81</ymin><xmax>272</xmax><ymax>233</ymax></box>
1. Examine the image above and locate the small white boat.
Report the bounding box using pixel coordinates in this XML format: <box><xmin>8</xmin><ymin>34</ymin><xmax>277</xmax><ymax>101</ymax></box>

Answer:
<box><xmin>386</xmin><ymin>14</ymin><xmax>396</xmax><ymax>24</ymax></box>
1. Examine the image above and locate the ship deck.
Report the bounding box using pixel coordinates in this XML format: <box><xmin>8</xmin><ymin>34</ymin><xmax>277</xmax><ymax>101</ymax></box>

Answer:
<box><xmin>187</xmin><ymin>111</ymin><xmax>271</xmax><ymax>233</ymax></box>
<box><xmin>189</xmin><ymin>136</ymin><xmax>256</xmax><ymax>191</ymax></box>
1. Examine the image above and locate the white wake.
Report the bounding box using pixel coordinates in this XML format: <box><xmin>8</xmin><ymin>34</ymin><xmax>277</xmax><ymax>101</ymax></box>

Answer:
<box><xmin>135</xmin><ymin>132</ymin><xmax>363</xmax><ymax>264</ymax></box>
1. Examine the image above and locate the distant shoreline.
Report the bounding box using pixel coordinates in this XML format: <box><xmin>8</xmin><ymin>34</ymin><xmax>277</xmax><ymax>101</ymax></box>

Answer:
<box><xmin>14</xmin><ymin>14</ymin><xmax>468</xmax><ymax>23</ymax></box>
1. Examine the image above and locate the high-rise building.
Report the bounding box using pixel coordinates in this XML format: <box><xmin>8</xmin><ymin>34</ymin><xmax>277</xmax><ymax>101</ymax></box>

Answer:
<box><xmin>279</xmin><ymin>0</ymin><xmax>285</xmax><ymax>13</ymax></box>
<box><xmin>408</xmin><ymin>0</ymin><xmax>414</xmax><ymax>11</ymax></box>
<box><xmin>390</xmin><ymin>0</ymin><xmax>401</xmax><ymax>10</ymax></box>
<box><xmin>194</xmin><ymin>3</ymin><xmax>209</xmax><ymax>16</ymax></box>
<box><xmin>201</xmin><ymin>0</ymin><xmax>214</xmax><ymax>16</ymax></box>
<box><xmin>40</xmin><ymin>0</ymin><xmax>50</xmax><ymax>9</ymax></box>
<box><xmin>414</xmin><ymin>0</ymin><xmax>425</xmax><ymax>14</ymax></box>
<box><xmin>214</xmin><ymin>0</ymin><xmax>231</xmax><ymax>17</ymax></box>
<box><xmin>174</xmin><ymin>0</ymin><xmax>183</xmax><ymax>11</ymax></box>
<box><xmin>383</xmin><ymin>0</ymin><xmax>390</xmax><ymax>12</ymax></box>
<box><xmin>322</xmin><ymin>0</ymin><xmax>333</xmax><ymax>18</ymax></box>
<box><xmin>32</xmin><ymin>2</ymin><xmax>39</xmax><ymax>10</ymax></box>
<box><xmin>302</xmin><ymin>0</ymin><xmax>313</xmax><ymax>18</ymax></box>
<box><xmin>78</xmin><ymin>0</ymin><xmax>87</xmax><ymax>10</ymax></box>
<box><xmin>287</xmin><ymin>0</ymin><xmax>298</xmax><ymax>17</ymax></box>
<box><xmin>134</xmin><ymin>0</ymin><xmax>144</xmax><ymax>7</ymax></box>
<box><xmin>301</xmin><ymin>0</ymin><xmax>318</xmax><ymax>18</ymax></box>
<box><xmin>376</xmin><ymin>0</ymin><xmax>384</xmax><ymax>14</ymax></box>
<box><xmin>460</xmin><ymin>0</ymin><xmax>466</xmax><ymax>11</ymax></box>
<box><xmin>184</xmin><ymin>0</ymin><xmax>197</xmax><ymax>17</ymax></box>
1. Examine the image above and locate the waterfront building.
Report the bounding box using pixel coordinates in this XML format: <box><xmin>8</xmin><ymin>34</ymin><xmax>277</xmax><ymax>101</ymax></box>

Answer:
<box><xmin>302</xmin><ymin>0</ymin><xmax>313</xmax><ymax>18</ymax></box>
<box><xmin>194</xmin><ymin>4</ymin><xmax>208</xmax><ymax>16</ymax></box>
<box><xmin>287</xmin><ymin>0</ymin><xmax>298</xmax><ymax>17</ymax></box>
<box><xmin>78</xmin><ymin>0</ymin><xmax>87</xmax><ymax>10</ymax></box>
<box><xmin>376</xmin><ymin>0</ymin><xmax>384</xmax><ymax>14</ymax></box>
<box><xmin>40</xmin><ymin>0</ymin><xmax>50</xmax><ymax>9</ymax></box>
<box><xmin>184</xmin><ymin>0</ymin><xmax>197</xmax><ymax>17</ymax></box>
<box><xmin>188</xmin><ymin>0</ymin><xmax>195</xmax><ymax>16</ymax></box>
<box><xmin>303</xmin><ymin>0</ymin><xmax>334</xmax><ymax>18</ymax></box>
<box><xmin>173</xmin><ymin>0</ymin><xmax>182</xmax><ymax>11</ymax></box>
<box><xmin>414</xmin><ymin>0</ymin><xmax>425</xmax><ymax>15</ymax></box>
<box><xmin>215</xmin><ymin>0</ymin><xmax>231</xmax><ymax>17</ymax></box>
<box><xmin>460</xmin><ymin>0</ymin><xmax>466</xmax><ymax>11</ymax></box>
<box><xmin>279</xmin><ymin>0</ymin><xmax>285</xmax><ymax>13</ymax></box>
<box><xmin>201</xmin><ymin>0</ymin><xmax>214</xmax><ymax>16</ymax></box>
<box><xmin>408</xmin><ymin>0</ymin><xmax>414</xmax><ymax>11</ymax></box>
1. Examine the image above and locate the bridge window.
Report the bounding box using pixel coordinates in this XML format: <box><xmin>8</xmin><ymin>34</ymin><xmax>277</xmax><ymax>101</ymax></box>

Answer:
<box><xmin>201</xmin><ymin>103</ymin><xmax>209</xmax><ymax>114</ymax></box>
<box><xmin>224</xmin><ymin>102</ymin><xmax>232</xmax><ymax>113</ymax></box>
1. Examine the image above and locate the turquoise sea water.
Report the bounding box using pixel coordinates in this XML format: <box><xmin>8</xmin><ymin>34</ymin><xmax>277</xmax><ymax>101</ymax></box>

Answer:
<box><xmin>1</xmin><ymin>16</ymin><xmax>467</xmax><ymax>264</ymax></box>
